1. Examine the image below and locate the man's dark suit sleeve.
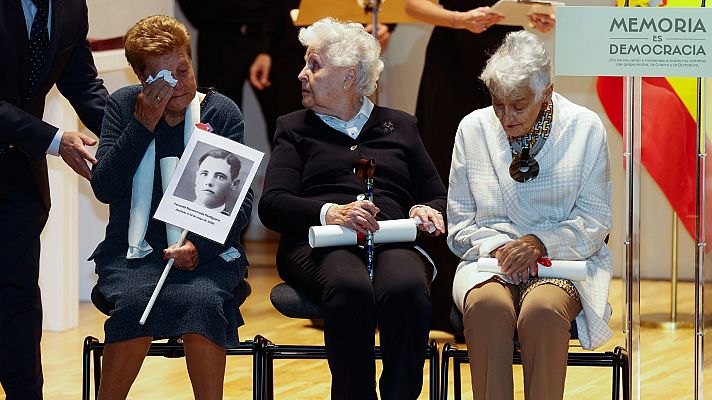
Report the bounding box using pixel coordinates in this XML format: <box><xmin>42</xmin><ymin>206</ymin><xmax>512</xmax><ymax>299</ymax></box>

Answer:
<box><xmin>0</xmin><ymin>102</ymin><xmax>57</xmax><ymax>159</ymax></box>
<box><xmin>0</xmin><ymin>0</ymin><xmax>107</xmax><ymax>158</ymax></box>
<box><xmin>55</xmin><ymin>1</ymin><xmax>107</xmax><ymax>136</ymax></box>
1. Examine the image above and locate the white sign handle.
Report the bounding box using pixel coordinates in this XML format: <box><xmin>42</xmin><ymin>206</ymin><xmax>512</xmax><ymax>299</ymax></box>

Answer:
<box><xmin>139</xmin><ymin>229</ymin><xmax>189</xmax><ymax>325</ymax></box>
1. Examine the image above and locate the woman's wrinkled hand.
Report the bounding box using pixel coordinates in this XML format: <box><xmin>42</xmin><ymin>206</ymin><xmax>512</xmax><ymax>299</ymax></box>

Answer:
<box><xmin>456</xmin><ymin>7</ymin><xmax>504</xmax><ymax>34</ymax></box>
<box><xmin>164</xmin><ymin>239</ymin><xmax>199</xmax><ymax>271</ymax></box>
<box><xmin>528</xmin><ymin>13</ymin><xmax>556</xmax><ymax>33</ymax></box>
<box><xmin>493</xmin><ymin>234</ymin><xmax>546</xmax><ymax>284</ymax></box>
<box><xmin>325</xmin><ymin>200</ymin><xmax>380</xmax><ymax>235</ymax></box>
<box><xmin>134</xmin><ymin>79</ymin><xmax>174</xmax><ymax>132</ymax></box>
<box><xmin>409</xmin><ymin>206</ymin><xmax>445</xmax><ymax>237</ymax></box>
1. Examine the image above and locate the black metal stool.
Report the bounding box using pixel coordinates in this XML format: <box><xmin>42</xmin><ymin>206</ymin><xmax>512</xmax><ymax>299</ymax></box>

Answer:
<box><xmin>82</xmin><ymin>279</ymin><xmax>264</xmax><ymax>400</ymax></box>
<box><xmin>440</xmin><ymin>305</ymin><xmax>629</xmax><ymax>400</ymax></box>
<box><xmin>262</xmin><ymin>282</ymin><xmax>440</xmax><ymax>399</ymax></box>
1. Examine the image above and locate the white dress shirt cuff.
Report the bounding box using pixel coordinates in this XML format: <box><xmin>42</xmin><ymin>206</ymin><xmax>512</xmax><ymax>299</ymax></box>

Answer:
<box><xmin>320</xmin><ymin>203</ymin><xmax>336</xmax><ymax>225</ymax></box>
<box><xmin>46</xmin><ymin>129</ymin><xmax>63</xmax><ymax>156</ymax></box>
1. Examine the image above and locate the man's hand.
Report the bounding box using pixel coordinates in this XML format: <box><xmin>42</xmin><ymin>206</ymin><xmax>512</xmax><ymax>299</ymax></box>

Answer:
<box><xmin>249</xmin><ymin>53</ymin><xmax>272</xmax><ymax>91</ymax></box>
<box><xmin>164</xmin><ymin>239</ymin><xmax>199</xmax><ymax>271</ymax></box>
<box><xmin>59</xmin><ymin>131</ymin><xmax>97</xmax><ymax>180</ymax></box>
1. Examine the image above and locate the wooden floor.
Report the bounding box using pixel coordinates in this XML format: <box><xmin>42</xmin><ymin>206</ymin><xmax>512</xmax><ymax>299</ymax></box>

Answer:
<box><xmin>1</xmin><ymin>240</ymin><xmax>703</xmax><ymax>399</ymax></box>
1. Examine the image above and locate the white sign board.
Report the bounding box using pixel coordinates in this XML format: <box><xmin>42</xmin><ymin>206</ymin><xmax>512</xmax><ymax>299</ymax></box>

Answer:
<box><xmin>556</xmin><ymin>7</ymin><xmax>712</xmax><ymax>77</ymax></box>
<box><xmin>154</xmin><ymin>127</ymin><xmax>264</xmax><ymax>244</ymax></box>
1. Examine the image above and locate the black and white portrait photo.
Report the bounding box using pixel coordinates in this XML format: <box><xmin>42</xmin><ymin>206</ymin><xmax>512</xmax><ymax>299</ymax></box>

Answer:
<box><xmin>154</xmin><ymin>128</ymin><xmax>264</xmax><ymax>244</ymax></box>
<box><xmin>173</xmin><ymin>142</ymin><xmax>254</xmax><ymax>217</ymax></box>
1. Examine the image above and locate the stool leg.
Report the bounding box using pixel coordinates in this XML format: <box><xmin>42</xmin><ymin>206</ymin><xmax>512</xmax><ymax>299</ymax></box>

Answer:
<box><xmin>453</xmin><ymin>358</ymin><xmax>462</xmax><ymax>400</ymax></box>
<box><xmin>440</xmin><ymin>344</ymin><xmax>451</xmax><ymax>400</ymax></box>
<box><xmin>252</xmin><ymin>336</ymin><xmax>262</xmax><ymax>400</ymax></box>
<box><xmin>93</xmin><ymin>346</ymin><xmax>103</xmax><ymax>399</ymax></box>
<box><xmin>266</xmin><ymin>349</ymin><xmax>274</xmax><ymax>400</ymax></box>
<box><xmin>430</xmin><ymin>340</ymin><xmax>439</xmax><ymax>400</ymax></box>
<box><xmin>82</xmin><ymin>337</ymin><xmax>94</xmax><ymax>400</ymax></box>
<box><xmin>620</xmin><ymin>347</ymin><xmax>630</xmax><ymax>400</ymax></box>
<box><xmin>259</xmin><ymin>338</ymin><xmax>274</xmax><ymax>400</ymax></box>
<box><xmin>612</xmin><ymin>351</ymin><xmax>621</xmax><ymax>400</ymax></box>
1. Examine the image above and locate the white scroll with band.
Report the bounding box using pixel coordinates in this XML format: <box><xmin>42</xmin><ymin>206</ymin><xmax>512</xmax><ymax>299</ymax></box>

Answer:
<box><xmin>309</xmin><ymin>218</ymin><xmax>427</xmax><ymax>248</ymax></box>
<box><xmin>477</xmin><ymin>257</ymin><xmax>587</xmax><ymax>282</ymax></box>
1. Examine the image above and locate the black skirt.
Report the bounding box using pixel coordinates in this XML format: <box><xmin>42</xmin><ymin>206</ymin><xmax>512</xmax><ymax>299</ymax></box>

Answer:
<box><xmin>95</xmin><ymin>249</ymin><xmax>246</xmax><ymax>348</ymax></box>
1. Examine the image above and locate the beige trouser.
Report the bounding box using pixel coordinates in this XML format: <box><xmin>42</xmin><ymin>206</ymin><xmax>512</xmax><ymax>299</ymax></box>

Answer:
<box><xmin>462</xmin><ymin>279</ymin><xmax>582</xmax><ymax>400</ymax></box>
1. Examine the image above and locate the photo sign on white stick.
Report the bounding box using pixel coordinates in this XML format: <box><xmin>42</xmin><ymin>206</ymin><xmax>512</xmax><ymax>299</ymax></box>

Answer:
<box><xmin>154</xmin><ymin>126</ymin><xmax>264</xmax><ymax>244</ymax></box>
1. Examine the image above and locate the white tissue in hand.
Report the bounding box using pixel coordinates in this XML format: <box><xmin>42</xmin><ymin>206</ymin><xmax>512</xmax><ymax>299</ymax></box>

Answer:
<box><xmin>413</xmin><ymin>216</ymin><xmax>437</xmax><ymax>234</ymax></box>
<box><xmin>146</xmin><ymin>69</ymin><xmax>178</xmax><ymax>87</ymax></box>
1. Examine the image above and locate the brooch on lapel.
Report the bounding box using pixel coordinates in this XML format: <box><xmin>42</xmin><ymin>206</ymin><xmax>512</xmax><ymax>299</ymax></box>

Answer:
<box><xmin>382</xmin><ymin>121</ymin><xmax>395</xmax><ymax>135</ymax></box>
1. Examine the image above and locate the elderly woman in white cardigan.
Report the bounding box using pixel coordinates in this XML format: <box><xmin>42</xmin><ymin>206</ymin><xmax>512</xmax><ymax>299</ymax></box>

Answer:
<box><xmin>447</xmin><ymin>31</ymin><xmax>612</xmax><ymax>400</ymax></box>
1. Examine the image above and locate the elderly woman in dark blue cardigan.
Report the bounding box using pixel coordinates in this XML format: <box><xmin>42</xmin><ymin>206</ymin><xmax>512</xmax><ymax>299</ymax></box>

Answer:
<box><xmin>258</xmin><ymin>18</ymin><xmax>447</xmax><ymax>400</ymax></box>
<box><xmin>90</xmin><ymin>16</ymin><xmax>251</xmax><ymax>400</ymax></box>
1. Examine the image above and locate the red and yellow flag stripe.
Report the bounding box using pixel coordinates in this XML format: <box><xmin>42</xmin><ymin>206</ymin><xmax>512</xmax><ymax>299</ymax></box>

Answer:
<box><xmin>596</xmin><ymin>0</ymin><xmax>710</xmax><ymax>240</ymax></box>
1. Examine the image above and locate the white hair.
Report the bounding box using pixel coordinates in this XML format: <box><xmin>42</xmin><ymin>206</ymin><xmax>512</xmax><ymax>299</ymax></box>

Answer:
<box><xmin>298</xmin><ymin>17</ymin><xmax>384</xmax><ymax>96</ymax></box>
<box><xmin>480</xmin><ymin>31</ymin><xmax>551</xmax><ymax>100</ymax></box>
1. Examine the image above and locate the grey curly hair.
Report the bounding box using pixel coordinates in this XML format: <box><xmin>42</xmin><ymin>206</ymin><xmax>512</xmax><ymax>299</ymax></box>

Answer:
<box><xmin>298</xmin><ymin>17</ymin><xmax>384</xmax><ymax>96</ymax></box>
<box><xmin>480</xmin><ymin>31</ymin><xmax>551</xmax><ymax>100</ymax></box>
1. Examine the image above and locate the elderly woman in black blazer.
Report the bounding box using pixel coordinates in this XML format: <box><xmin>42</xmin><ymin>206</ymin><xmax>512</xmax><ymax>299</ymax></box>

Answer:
<box><xmin>258</xmin><ymin>17</ymin><xmax>446</xmax><ymax>400</ymax></box>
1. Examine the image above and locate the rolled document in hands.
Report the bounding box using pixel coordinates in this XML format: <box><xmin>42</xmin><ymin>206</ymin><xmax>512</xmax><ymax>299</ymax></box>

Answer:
<box><xmin>477</xmin><ymin>257</ymin><xmax>587</xmax><ymax>281</ymax></box>
<box><xmin>309</xmin><ymin>218</ymin><xmax>421</xmax><ymax>248</ymax></box>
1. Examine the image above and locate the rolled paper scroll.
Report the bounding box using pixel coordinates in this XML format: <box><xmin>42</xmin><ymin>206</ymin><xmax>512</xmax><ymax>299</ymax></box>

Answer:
<box><xmin>477</xmin><ymin>257</ymin><xmax>587</xmax><ymax>281</ymax></box>
<box><xmin>159</xmin><ymin>157</ymin><xmax>182</xmax><ymax>246</ymax></box>
<box><xmin>309</xmin><ymin>218</ymin><xmax>419</xmax><ymax>248</ymax></box>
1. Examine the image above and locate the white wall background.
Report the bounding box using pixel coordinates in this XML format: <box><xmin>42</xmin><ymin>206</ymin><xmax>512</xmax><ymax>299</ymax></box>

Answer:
<box><xmin>53</xmin><ymin>1</ymin><xmax>696</xmax><ymax>314</ymax></box>
<box><xmin>86</xmin><ymin>0</ymin><xmax>175</xmax><ymax>39</ymax></box>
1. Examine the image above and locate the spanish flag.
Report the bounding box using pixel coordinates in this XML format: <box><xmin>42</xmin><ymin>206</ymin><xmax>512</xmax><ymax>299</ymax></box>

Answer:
<box><xmin>596</xmin><ymin>0</ymin><xmax>711</xmax><ymax>242</ymax></box>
